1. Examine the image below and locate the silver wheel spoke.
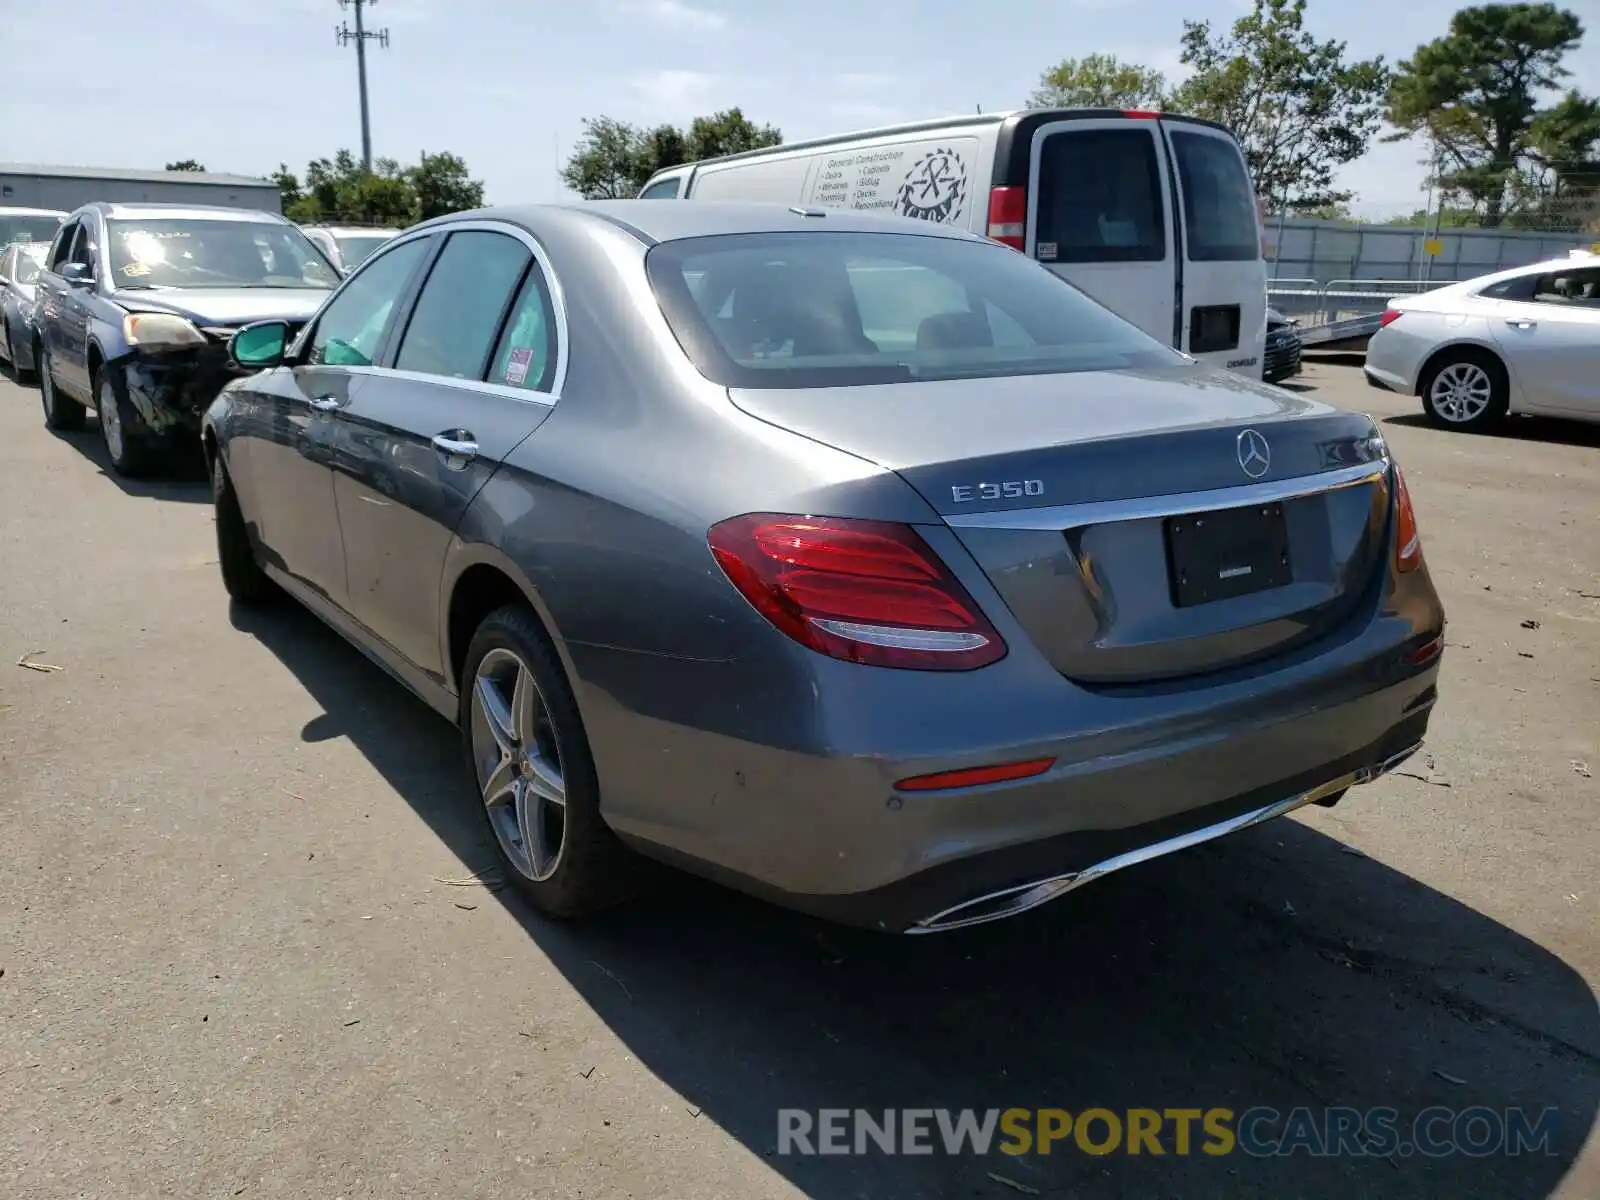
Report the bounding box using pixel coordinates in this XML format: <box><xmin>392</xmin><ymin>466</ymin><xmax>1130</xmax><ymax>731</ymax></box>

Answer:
<box><xmin>474</xmin><ymin>672</ymin><xmax>518</xmax><ymax>758</ymax></box>
<box><xmin>511</xmin><ymin>664</ymin><xmax>537</xmax><ymax>745</ymax></box>
<box><xmin>517</xmin><ymin>781</ymin><xmax>556</xmax><ymax>879</ymax></box>
<box><xmin>481</xmin><ymin>754</ymin><xmax>518</xmax><ymax>810</ymax></box>
<box><xmin>525</xmin><ymin>754</ymin><xmax>565</xmax><ymax>807</ymax></box>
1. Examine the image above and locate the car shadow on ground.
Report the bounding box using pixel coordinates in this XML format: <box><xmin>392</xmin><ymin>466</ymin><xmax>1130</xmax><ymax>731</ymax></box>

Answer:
<box><xmin>42</xmin><ymin>414</ymin><xmax>211</xmax><ymax>501</ymax></box>
<box><xmin>1383</xmin><ymin>411</ymin><xmax>1600</xmax><ymax>450</ymax></box>
<box><xmin>233</xmin><ymin>600</ymin><xmax>1599</xmax><ymax>1200</ymax></box>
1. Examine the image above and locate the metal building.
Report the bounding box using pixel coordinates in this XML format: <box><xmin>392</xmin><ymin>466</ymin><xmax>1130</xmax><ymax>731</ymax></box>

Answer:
<box><xmin>0</xmin><ymin>164</ymin><xmax>281</xmax><ymax>215</ymax></box>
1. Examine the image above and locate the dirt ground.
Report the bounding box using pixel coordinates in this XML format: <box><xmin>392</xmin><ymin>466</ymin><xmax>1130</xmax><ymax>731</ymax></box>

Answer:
<box><xmin>1</xmin><ymin>358</ymin><xmax>1595</xmax><ymax>1199</ymax></box>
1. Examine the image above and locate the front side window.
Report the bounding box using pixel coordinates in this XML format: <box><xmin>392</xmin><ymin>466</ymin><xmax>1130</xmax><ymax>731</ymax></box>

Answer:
<box><xmin>106</xmin><ymin>219</ymin><xmax>339</xmax><ymax>290</ymax></box>
<box><xmin>394</xmin><ymin>232</ymin><xmax>531</xmax><ymax>379</ymax></box>
<box><xmin>1169</xmin><ymin>130</ymin><xmax>1260</xmax><ymax>263</ymax></box>
<box><xmin>1529</xmin><ymin>266</ymin><xmax>1600</xmax><ymax>306</ymax></box>
<box><xmin>1035</xmin><ymin>128</ymin><xmax>1165</xmax><ymax>263</ymax></box>
<box><xmin>308</xmin><ymin>236</ymin><xmax>431</xmax><ymax>367</ymax></box>
<box><xmin>47</xmin><ymin>221</ymin><xmax>78</xmax><ymax>271</ymax></box>
<box><xmin>647</xmin><ymin>230</ymin><xmax>1179</xmax><ymax>389</ymax></box>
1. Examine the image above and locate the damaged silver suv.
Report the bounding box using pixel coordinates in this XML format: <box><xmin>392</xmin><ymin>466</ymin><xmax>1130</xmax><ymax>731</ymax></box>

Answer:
<box><xmin>32</xmin><ymin>202</ymin><xmax>339</xmax><ymax>476</ymax></box>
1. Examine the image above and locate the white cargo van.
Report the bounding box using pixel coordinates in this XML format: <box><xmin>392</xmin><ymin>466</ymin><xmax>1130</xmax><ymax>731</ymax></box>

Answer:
<box><xmin>638</xmin><ymin>109</ymin><xmax>1268</xmax><ymax>377</ymax></box>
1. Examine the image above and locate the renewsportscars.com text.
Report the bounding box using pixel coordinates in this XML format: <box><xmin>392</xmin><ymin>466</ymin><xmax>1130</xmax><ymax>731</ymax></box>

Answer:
<box><xmin>777</xmin><ymin>1106</ymin><xmax>1559</xmax><ymax>1158</ymax></box>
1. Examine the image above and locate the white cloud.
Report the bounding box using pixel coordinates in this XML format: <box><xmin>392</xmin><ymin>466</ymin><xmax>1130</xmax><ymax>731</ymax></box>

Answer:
<box><xmin>628</xmin><ymin>69</ymin><xmax>720</xmax><ymax>114</ymax></box>
<box><xmin>622</xmin><ymin>0</ymin><xmax>726</xmax><ymax>31</ymax></box>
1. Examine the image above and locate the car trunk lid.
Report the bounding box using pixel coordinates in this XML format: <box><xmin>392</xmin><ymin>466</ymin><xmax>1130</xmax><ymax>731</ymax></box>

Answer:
<box><xmin>729</xmin><ymin>365</ymin><xmax>1391</xmax><ymax>683</ymax></box>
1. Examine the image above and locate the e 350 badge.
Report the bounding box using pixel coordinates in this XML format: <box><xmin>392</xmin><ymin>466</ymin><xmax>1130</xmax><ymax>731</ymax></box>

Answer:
<box><xmin>951</xmin><ymin>480</ymin><xmax>1045</xmax><ymax>503</ymax></box>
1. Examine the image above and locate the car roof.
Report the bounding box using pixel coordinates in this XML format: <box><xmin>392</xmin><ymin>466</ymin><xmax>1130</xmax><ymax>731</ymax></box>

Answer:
<box><xmin>424</xmin><ymin>200</ymin><xmax>981</xmax><ymax>246</ymax></box>
<box><xmin>0</xmin><ymin>206</ymin><xmax>68</xmax><ymax>217</ymax></box>
<box><xmin>311</xmin><ymin>226</ymin><xmax>400</xmax><ymax>236</ymax></box>
<box><xmin>85</xmin><ymin>202</ymin><xmax>291</xmax><ymax>224</ymax></box>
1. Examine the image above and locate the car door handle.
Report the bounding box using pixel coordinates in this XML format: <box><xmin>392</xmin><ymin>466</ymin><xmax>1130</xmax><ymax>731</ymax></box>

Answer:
<box><xmin>1505</xmin><ymin>318</ymin><xmax>1537</xmax><ymax>329</ymax></box>
<box><xmin>432</xmin><ymin>432</ymin><xmax>479</xmax><ymax>467</ymax></box>
<box><xmin>308</xmin><ymin>395</ymin><xmax>342</xmax><ymax>412</ymax></box>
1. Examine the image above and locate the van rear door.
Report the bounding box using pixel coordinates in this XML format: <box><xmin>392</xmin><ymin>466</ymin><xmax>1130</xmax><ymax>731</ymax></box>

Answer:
<box><xmin>1161</xmin><ymin>120</ymin><xmax>1268</xmax><ymax>378</ymax></box>
<box><xmin>1024</xmin><ymin>116</ymin><xmax>1178</xmax><ymax>349</ymax></box>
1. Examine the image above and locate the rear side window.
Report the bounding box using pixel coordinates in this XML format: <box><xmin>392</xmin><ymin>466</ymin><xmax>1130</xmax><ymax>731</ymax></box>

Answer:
<box><xmin>1169</xmin><ymin>130</ymin><xmax>1260</xmax><ymax>263</ymax></box>
<box><xmin>646</xmin><ymin>230</ymin><xmax>1179</xmax><ymax>389</ymax></box>
<box><xmin>1034</xmin><ymin>129</ymin><xmax>1165</xmax><ymax>263</ymax></box>
<box><xmin>487</xmin><ymin>265</ymin><xmax>560</xmax><ymax>392</ymax></box>
<box><xmin>640</xmin><ymin>177</ymin><xmax>681</xmax><ymax>199</ymax></box>
<box><xmin>395</xmin><ymin>231</ymin><xmax>531</xmax><ymax>379</ymax></box>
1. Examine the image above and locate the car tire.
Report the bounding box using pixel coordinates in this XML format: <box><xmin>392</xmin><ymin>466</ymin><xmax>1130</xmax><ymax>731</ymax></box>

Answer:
<box><xmin>212</xmin><ymin>454</ymin><xmax>277</xmax><ymax>605</ymax></box>
<box><xmin>1420</xmin><ymin>349</ymin><xmax>1509</xmax><ymax>433</ymax></box>
<box><xmin>461</xmin><ymin>605</ymin><xmax>643</xmax><ymax>919</ymax></box>
<box><xmin>38</xmin><ymin>344</ymin><xmax>86</xmax><ymax>432</ymax></box>
<box><xmin>96</xmin><ymin>367</ymin><xmax>158</xmax><ymax>477</ymax></box>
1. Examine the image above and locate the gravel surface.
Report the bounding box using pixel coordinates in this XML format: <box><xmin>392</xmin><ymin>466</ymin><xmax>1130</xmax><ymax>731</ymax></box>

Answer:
<box><xmin>1</xmin><ymin>359</ymin><xmax>1595</xmax><ymax>1198</ymax></box>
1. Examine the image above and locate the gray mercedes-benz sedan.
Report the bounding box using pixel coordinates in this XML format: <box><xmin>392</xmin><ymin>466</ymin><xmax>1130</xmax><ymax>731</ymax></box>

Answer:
<box><xmin>203</xmin><ymin>201</ymin><xmax>1445</xmax><ymax>933</ymax></box>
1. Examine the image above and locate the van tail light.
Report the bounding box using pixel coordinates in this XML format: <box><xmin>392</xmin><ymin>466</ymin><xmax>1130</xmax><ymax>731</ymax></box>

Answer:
<box><xmin>987</xmin><ymin>186</ymin><xmax>1026</xmax><ymax>251</ymax></box>
<box><xmin>1378</xmin><ymin>309</ymin><xmax>1403</xmax><ymax>329</ymax></box>
<box><xmin>707</xmin><ymin>514</ymin><xmax>1007</xmax><ymax>670</ymax></box>
<box><xmin>1394</xmin><ymin>466</ymin><xmax>1422</xmax><ymax>572</ymax></box>
<box><xmin>1122</xmin><ymin>109</ymin><xmax>1161</xmax><ymax>120</ymax></box>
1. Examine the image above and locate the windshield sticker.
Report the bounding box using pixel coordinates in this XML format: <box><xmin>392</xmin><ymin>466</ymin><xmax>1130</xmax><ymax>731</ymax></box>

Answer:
<box><xmin>121</xmin><ymin>261</ymin><xmax>153</xmax><ymax>277</ymax></box>
<box><xmin>504</xmin><ymin>347</ymin><xmax>534</xmax><ymax>386</ymax></box>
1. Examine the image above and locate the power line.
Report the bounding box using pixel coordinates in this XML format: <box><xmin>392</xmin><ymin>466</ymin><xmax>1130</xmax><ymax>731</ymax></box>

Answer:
<box><xmin>335</xmin><ymin>0</ymin><xmax>390</xmax><ymax>173</ymax></box>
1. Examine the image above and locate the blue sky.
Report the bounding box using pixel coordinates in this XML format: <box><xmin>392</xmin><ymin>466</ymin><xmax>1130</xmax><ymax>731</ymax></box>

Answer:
<box><xmin>4</xmin><ymin>0</ymin><xmax>1596</xmax><ymax>217</ymax></box>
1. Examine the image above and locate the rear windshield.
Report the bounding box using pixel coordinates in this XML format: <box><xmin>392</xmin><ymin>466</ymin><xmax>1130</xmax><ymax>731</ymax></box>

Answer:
<box><xmin>1</xmin><ymin>213</ymin><xmax>64</xmax><ymax>246</ymax></box>
<box><xmin>335</xmin><ymin>234</ymin><xmax>395</xmax><ymax>268</ymax></box>
<box><xmin>646</xmin><ymin>231</ymin><xmax>1181</xmax><ymax>389</ymax></box>
<box><xmin>1169</xmin><ymin>130</ymin><xmax>1260</xmax><ymax>263</ymax></box>
<box><xmin>1034</xmin><ymin>129</ymin><xmax>1165</xmax><ymax>263</ymax></box>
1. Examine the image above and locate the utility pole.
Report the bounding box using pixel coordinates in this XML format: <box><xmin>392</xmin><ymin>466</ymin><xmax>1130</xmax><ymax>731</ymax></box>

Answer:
<box><xmin>335</xmin><ymin>0</ymin><xmax>389</xmax><ymax>173</ymax></box>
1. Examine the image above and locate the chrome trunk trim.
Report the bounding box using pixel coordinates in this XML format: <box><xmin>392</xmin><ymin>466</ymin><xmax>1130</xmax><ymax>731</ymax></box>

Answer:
<box><xmin>943</xmin><ymin>459</ymin><xmax>1389</xmax><ymax>531</ymax></box>
<box><xmin>907</xmin><ymin>739</ymin><xmax>1423</xmax><ymax>934</ymax></box>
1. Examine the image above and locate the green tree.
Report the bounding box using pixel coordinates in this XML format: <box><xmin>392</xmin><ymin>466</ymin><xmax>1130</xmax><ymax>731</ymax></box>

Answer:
<box><xmin>1386</xmin><ymin>4</ymin><xmax>1594</xmax><ymax>226</ymax></box>
<box><xmin>1028</xmin><ymin>53</ymin><xmax>1167</xmax><ymax>110</ymax></box>
<box><xmin>561</xmin><ymin>109</ymin><xmax>782</xmax><ymax>199</ymax></box>
<box><xmin>683</xmin><ymin>108</ymin><xmax>782</xmax><ymax>160</ymax></box>
<box><xmin>1168</xmin><ymin>0</ymin><xmax>1390</xmax><ymax>209</ymax></box>
<box><xmin>407</xmin><ymin>152</ymin><xmax>486</xmax><ymax>220</ymax></box>
<box><xmin>165</xmin><ymin>159</ymin><xmax>207</xmax><ymax>172</ymax></box>
<box><xmin>561</xmin><ymin>116</ymin><xmax>655</xmax><ymax>199</ymax></box>
<box><xmin>271</xmin><ymin>149</ymin><xmax>486</xmax><ymax>226</ymax></box>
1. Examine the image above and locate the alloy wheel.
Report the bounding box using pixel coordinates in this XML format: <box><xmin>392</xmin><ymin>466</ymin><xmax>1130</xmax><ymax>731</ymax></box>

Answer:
<box><xmin>469</xmin><ymin>647</ymin><xmax>567</xmax><ymax>882</ymax></box>
<box><xmin>39</xmin><ymin>353</ymin><xmax>54</xmax><ymax>417</ymax></box>
<box><xmin>1429</xmin><ymin>361</ymin><xmax>1492</xmax><ymax>424</ymax></box>
<box><xmin>99</xmin><ymin>379</ymin><xmax>124</xmax><ymax>462</ymax></box>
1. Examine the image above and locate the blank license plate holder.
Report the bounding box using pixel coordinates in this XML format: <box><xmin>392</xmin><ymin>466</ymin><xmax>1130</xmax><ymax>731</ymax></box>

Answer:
<box><xmin>1165</xmin><ymin>502</ymin><xmax>1292</xmax><ymax>608</ymax></box>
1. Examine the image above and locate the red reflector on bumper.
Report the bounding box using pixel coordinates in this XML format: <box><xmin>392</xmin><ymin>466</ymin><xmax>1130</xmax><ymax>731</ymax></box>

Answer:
<box><xmin>1408</xmin><ymin>636</ymin><xmax>1443</xmax><ymax>666</ymax></box>
<box><xmin>894</xmin><ymin>757</ymin><xmax>1056</xmax><ymax>793</ymax></box>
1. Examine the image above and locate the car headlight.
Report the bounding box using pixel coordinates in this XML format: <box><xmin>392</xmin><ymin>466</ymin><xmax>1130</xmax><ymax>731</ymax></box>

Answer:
<box><xmin>124</xmin><ymin>312</ymin><xmax>207</xmax><ymax>350</ymax></box>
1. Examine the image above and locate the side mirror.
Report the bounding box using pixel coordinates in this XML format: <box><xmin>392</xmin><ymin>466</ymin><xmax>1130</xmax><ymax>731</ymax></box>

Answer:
<box><xmin>230</xmin><ymin>320</ymin><xmax>290</xmax><ymax>370</ymax></box>
<box><xmin>61</xmin><ymin>263</ymin><xmax>94</xmax><ymax>287</ymax></box>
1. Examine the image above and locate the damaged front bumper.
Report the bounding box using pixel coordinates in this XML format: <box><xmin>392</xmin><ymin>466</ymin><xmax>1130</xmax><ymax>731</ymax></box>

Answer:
<box><xmin>119</xmin><ymin>339</ymin><xmax>255</xmax><ymax>440</ymax></box>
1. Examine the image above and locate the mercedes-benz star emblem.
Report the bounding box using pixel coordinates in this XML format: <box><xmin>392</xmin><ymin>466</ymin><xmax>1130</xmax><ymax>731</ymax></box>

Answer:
<box><xmin>1237</xmin><ymin>428</ymin><xmax>1271</xmax><ymax>479</ymax></box>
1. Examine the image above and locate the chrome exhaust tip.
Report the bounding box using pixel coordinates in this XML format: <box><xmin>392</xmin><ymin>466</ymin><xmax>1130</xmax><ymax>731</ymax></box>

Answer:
<box><xmin>907</xmin><ymin>741</ymin><xmax>1424</xmax><ymax>935</ymax></box>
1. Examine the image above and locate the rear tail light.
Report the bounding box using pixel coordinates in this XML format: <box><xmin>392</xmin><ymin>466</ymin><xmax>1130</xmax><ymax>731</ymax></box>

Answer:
<box><xmin>1121</xmin><ymin>109</ymin><xmax>1161</xmax><ymax>120</ymax></box>
<box><xmin>986</xmin><ymin>186</ymin><xmax>1026</xmax><ymax>251</ymax></box>
<box><xmin>707</xmin><ymin>513</ymin><xmax>1007</xmax><ymax>670</ymax></box>
<box><xmin>1378</xmin><ymin>309</ymin><xmax>1403</xmax><ymax>329</ymax></box>
<box><xmin>1394</xmin><ymin>466</ymin><xmax>1422</xmax><ymax>572</ymax></box>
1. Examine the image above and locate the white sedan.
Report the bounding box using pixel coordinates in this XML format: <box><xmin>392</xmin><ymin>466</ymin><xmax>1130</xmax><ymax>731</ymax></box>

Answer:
<box><xmin>1365</xmin><ymin>253</ymin><xmax>1600</xmax><ymax>432</ymax></box>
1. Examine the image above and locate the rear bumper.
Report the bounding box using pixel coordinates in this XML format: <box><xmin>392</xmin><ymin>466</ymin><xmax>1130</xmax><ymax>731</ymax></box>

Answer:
<box><xmin>587</xmin><ymin>589</ymin><xmax>1445</xmax><ymax>930</ymax></box>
